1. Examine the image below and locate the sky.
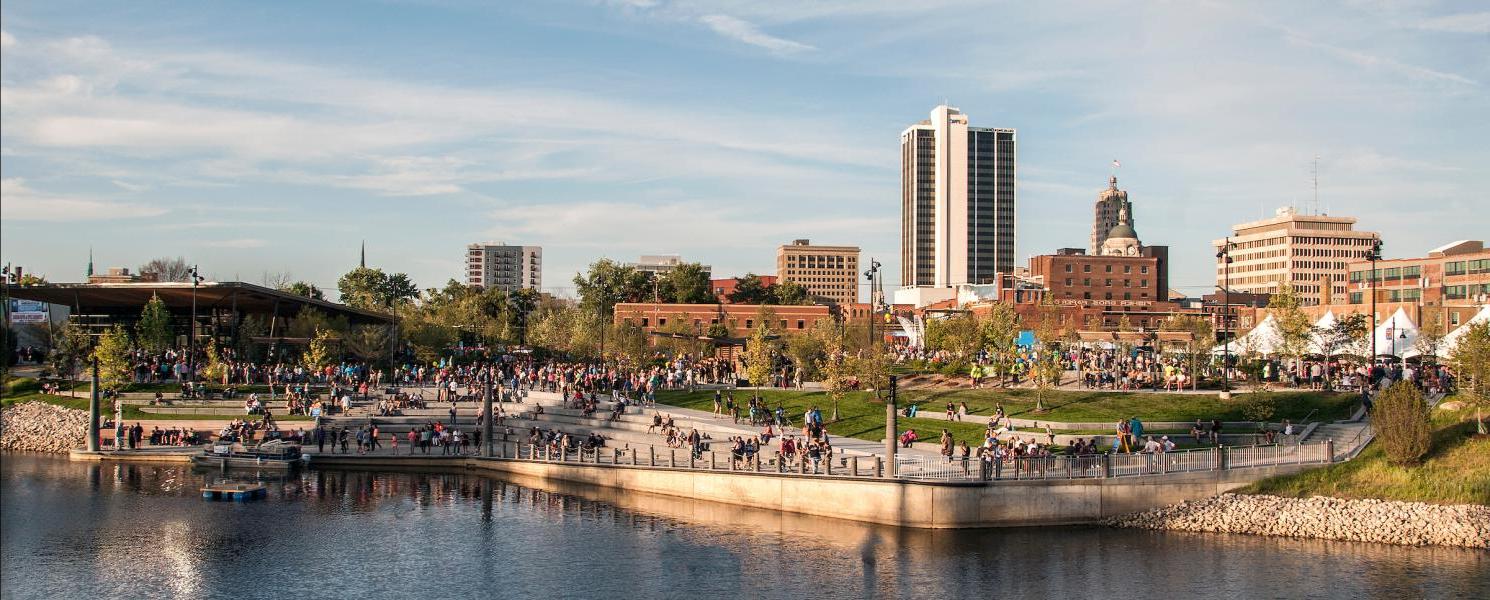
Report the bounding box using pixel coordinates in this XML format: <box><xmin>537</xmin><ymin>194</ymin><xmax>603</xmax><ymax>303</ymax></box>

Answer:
<box><xmin>2</xmin><ymin>0</ymin><xmax>1487</xmax><ymax>302</ymax></box>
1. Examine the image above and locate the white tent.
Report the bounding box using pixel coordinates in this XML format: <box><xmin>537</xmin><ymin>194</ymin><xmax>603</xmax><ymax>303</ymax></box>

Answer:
<box><xmin>1214</xmin><ymin>314</ymin><xmax>1283</xmax><ymax>355</ymax></box>
<box><xmin>1371</xmin><ymin>307</ymin><xmax>1418</xmax><ymax>357</ymax></box>
<box><xmin>1405</xmin><ymin>304</ymin><xmax>1490</xmax><ymax>359</ymax></box>
<box><xmin>1307</xmin><ymin>310</ymin><xmax>1337</xmax><ymax>355</ymax></box>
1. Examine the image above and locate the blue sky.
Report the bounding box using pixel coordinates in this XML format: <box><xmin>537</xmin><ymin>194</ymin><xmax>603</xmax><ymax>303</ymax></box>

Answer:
<box><xmin>2</xmin><ymin>0</ymin><xmax>1487</xmax><ymax>301</ymax></box>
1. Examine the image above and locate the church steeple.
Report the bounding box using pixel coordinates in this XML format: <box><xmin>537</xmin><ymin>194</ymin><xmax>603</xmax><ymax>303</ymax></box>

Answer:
<box><xmin>87</xmin><ymin>247</ymin><xmax>94</xmax><ymax>278</ymax></box>
<box><xmin>359</xmin><ymin>241</ymin><xmax>366</xmax><ymax>269</ymax></box>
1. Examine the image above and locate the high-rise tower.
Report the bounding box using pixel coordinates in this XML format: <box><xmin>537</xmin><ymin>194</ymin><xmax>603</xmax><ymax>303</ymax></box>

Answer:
<box><xmin>1091</xmin><ymin>176</ymin><xmax>1128</xmax><ymax>254</ymax></box>
<box><xmin>900</xmin><ymin>105</ymin><xmax>1016</xmax><ymax>289</ymax></box>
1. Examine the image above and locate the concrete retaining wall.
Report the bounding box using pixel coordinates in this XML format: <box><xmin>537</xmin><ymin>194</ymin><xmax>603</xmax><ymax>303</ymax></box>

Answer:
<box><xmin>308</xmin><ymin>454</ymin><xmax>1308</xmax><ymax>529</ymax></box>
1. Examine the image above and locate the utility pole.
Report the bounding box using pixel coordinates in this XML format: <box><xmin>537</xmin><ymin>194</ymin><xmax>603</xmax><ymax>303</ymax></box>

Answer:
<box><xmin>1217</xmin><ymin>239</ymin><xmax>1233</xmax><ymax>398</ymax></box>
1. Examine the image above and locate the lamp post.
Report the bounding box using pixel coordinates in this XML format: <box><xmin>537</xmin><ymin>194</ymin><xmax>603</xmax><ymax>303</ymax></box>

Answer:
<box><xmin>863</xmin><ymin>259</ymin><xmax>881</xmax><ymax>351</ymax></box>
<box><xmin>1216</xmin><ymin>238</ymin><xmax>1234</xmax><ymax>396</ymax></box>
<box><xmin>1366</xmin><ymin>240</ymin><xmax>1382</xmax><ymax>373</ymax></box>
<box><xmin>187</xmin><ymin>265</ymin><xmax>204</xmax><ymax>381</ymax></box>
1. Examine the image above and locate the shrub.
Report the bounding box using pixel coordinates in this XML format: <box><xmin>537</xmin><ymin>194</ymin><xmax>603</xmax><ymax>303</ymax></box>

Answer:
<box><xmin>940</xmin><ymin>360</ymin><xmax>969</xmax><ymax>377</ymax></box>
<box><xmin>1240</xmin><ymin>390</ymin><xmax>1277</xmax><ymax>422</ymax></box>
<box><xmin>1372</xmin><ymin>381</ymin><xmax>1432</xmax><ymax>466</ymax></box>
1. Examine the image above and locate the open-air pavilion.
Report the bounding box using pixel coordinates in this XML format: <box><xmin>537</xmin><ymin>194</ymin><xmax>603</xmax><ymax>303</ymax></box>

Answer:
<box><xmin>4</xmin><ymin>281</ymin><xmax>393</xmax><ymax>349</ymax></box>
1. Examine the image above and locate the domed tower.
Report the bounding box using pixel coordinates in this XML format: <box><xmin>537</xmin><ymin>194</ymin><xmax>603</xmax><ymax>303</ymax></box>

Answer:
<box><xmin>1101</xmin><ymin>203</ymin><xmax>1142</xmax><ymax>256</ymax></box>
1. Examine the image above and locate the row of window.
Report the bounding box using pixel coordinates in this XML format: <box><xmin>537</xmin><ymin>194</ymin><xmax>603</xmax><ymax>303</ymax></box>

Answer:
<box><xmin>1445</xmin><ymin>259</ymin><xmax>1490</xmax><ymax>276</ymax></box>
<box><xmin>1064</xmin><ymin>278</ymin><xmax>1150</xmax><ymax>288</ymax></box>
<box><xmin>1064</xmin><ymin>263</ymin><xmax>1151</xmax><ymax>274</ymax></box>
<box><xmin>1064</xmin><ymin>291</ymin><xmax>1152</xmax><ymax>300</ymax></box>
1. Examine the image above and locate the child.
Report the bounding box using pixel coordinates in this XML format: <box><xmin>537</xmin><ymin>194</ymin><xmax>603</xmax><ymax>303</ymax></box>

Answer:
<box><xmin>390</xmin><ymin>433</ymin><xmax>399</xmax><ymax>455</ymax></box>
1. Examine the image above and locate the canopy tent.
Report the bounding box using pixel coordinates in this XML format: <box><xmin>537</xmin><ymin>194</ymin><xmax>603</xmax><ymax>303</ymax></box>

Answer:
<box><xmin>1307</xmin><ymin>310</ymin><xmax>1337</xmax><ymax>355</ymax></box>
<box><xmin>1371</xmin><ymin>307</ymin><xmax>1418</xmax><ymax>358</ymax></box>
<box><xmin>1404</xmin><ymin>304</ymin><xmax>1490</xmax><ymax>359</ymax></box>
<box><xmin>1214</xmin><ymin>314</ymin><xmax>1282</xmax><ymax>355</ymax></box>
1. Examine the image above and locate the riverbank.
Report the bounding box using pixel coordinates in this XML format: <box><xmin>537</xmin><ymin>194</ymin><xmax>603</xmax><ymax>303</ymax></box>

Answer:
<box><xmin>0</xmin><ymin>402</ymin><xmax>87</xmax><ymax>453</ymax></box>
<box><xmin>1107</xmin><ymin>493</ymin><xmax>1489</xmax><ymax>548</ymax></box>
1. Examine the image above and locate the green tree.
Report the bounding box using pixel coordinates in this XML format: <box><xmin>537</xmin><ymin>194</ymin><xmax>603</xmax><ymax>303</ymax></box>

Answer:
<box><xmin>784</xmin><ymin>325</ymin><xmax>826</xmax><ymax>387</ymax></box>
<box><xmin>401</xmin><ymin>312</ymin><xmax>456</xmax><ymax>364</ymax></box>
<box><xmin>344</xmin><ymin>324</ymin><xmax>392</xmax><ymax>364</ymax></box>
<box><xmin>1372</xmin><ymin>381</ymin><xmax>1432</xmax><ymax>465</ymax></box>
<box><xmin>1240</xmin><ymin>390</ymin><xmax>1277</xmax><ymax>422</ymax></box>
<box><xmin>980</xmin><ymin>302</ymin><xmax>1019</xmax><ymax>386</ymax></box>
<box><xmin>772</xmin><ymin>280</ymin><xmax>811</xmax><ymax>305</ymax></box>
<box><xmin>135</xmin><ymin>293</ymin><xmax>174</xmax><ymax>353</ymax></box>
<box><xmin>337</xmin><ymin>267</ymin><xmax>419</xmax><ymax>311</ymax></box>
<box><xmin>281</xmin><ymin>281</ymin><xmax>325</xmax><ymax>300</ymax></box>
<box><xmin>92</xmin><ymin>324</ymin><xmax>133</xmax><ymax>390</ymax></box>
<box><xmin>705</xmin><ymin>322</ymin><xmax>730</xmax><ymax>339</ymax></box>
<box><xmin>610</xmin><ymin>319</ymin><xmax>651</xmax><ymax>365</ymax></box>
<box><xmin>48</xmin><ymin>322</ymin><xmax>92</xmax><ymax>395</ymax></box>
<box><xmin>1030</xmin><ymin>300</ymin><xmax>1068</xmax><ymax>412</ymax></box>
<box><xmin>1412</xmin><ymin>308</ymin><xmax>1447</xmax><ymax>366</ymax></box>
<box><xmin>573</xmin><ymin>259</ymin><xmax>652</xmax><ymax>316</ymax></box>
<box><xmin>302</xmin><ymin>328</ymin><xmax>337</xmax><ymax>372</ymax></box>
<box><xmin>727</xmin><ymin>273</ymin><xmax>773</xmax><ymax>304</ymax></box>
<box><xmin>1448</xmin><ymin>320</ymin><xmax>1490</xmax><ymax>434</ymax></box>
<box><xmin>16</xmin><ymin>273</ymin><xmax>47</xmax><ymax>286</ymax></box>
<box><xmin>286</xmin><ymin>308</ymin><xmax>351</xmax><ymax>339</ymax></box>
<box><xmin>743</xmin><ymin>323</ymin><xmax>777</xmax><ymax>387</ymax></box>
<box><xmin>1162</xmin><ymin>313</ymin><xmax>1213</xmax><ymax>390</ymax></box>
<box><xmin>1316</xmin><ymin>313</ymin><xmax>1370</xmax><ymax>387</ymax></box>
<box><xmin>199</xmin><ymin>339</ymin><xmax>228</xmax><ymax>384</ymax></box>
<box><xmin>927</xmin><ymin>312</ymin><xmax>982</xmax><ymax>359</ymax></box>
<box><xmin>507</xmin><ymin>288</ymin><xmax>541</xmax><ymax>344</ymax></box>
<box><xmin>656</xmin><ymin>262</ymin><xmax>715</xmax><ymax>304</ymax></box>
<box><xmin>1267</xmin><ymin>283</ymin><xmax>1314</xmax><ymax>377</ymax></box>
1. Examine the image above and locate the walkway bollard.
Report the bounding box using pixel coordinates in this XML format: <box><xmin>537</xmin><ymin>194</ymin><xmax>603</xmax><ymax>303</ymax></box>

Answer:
<box><xmin>875</xmin><ymin>456</ymin><xmax>883</xmax><ymax>478</ymax></box>
<box><xmin>649</xmin><ymin>447</ymin><xmax>655</xmax><ymax>467</ymax></box>
<box><xmin>1103</xmin><ymin>453</ymin><xmax>1112</xmax><ymax>478</ymax></box>
<box><xmin>849</xmin><ymin>457</ymin><xmax>858</xmax><ymax>478</ymax></box>
<box><xmin>670</xmin><ymin>448</ymin><xmax>676</xmax><ymax>468</ymax></box>
<box><xmin>1325</xmin><ymin>440</ymin><xmax>1334</xmax><ymax>463</ymax></box>
<box><xmin>799</xmin><ymin>458</ymin><xmax>807</xmax><ymax>475</ymax></box>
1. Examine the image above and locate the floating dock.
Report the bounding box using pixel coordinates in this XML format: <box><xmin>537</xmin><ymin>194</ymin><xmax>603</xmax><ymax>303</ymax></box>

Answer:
<box><xmin>201</xmin><ymin>483</ymin><xmax>268</xmax><ymax>501</ymax></box>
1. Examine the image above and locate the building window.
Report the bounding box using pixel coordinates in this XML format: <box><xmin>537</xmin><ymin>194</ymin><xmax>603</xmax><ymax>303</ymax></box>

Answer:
<box><xmin>1105</xmin><ymin>279</ymin><xmax>1112</xmax><ymax>287</ymax></box>
<box><xmin>797</xmin><ymin>320</ymin><xmax>805</xmax><ymax>329</ymax></box>
<box><xmin>641</xmin><ymin>318</ymin><xmax>649</xmax><ymax>327</ymax></box>
<box><xmin>1105</xmin><ymin>265</ymin><xmax>1113</xmax><ymax>273</ymax></box>
<box><xmin>658</xmin><ymin>318</ymin><xmax>667</xmax><ymax>326</ymax></box>
<box><xmin>1123</xmin><ymin>265</ymin><xmax>1131</xmax><ymax>274</ymax></box>
<box><xmin>1065</xmin><ymin>278</ymin><xmax>1073</xmax><ymax>286</ymax></box>
<box><xmin>1083</xmin><ymin>292</ymin><xmax>1091</xmax><ymax>299</ymax></box>
<box><xmin>1124</xmin><ymin>292</ymin><xmax>1131</xmax><ymax>300</ymax></box>
<box><xmin>1124</xmin><ymin>279</ymin><xmax>1131</xmax><ymax>288</ymax></box>
<box><xmin>1140</xmin><ymin>279</ymin><xmax>1148</xmax><ymax>288</ymax></box>
<box><xmin>1064</xmin><ymin>264</ymin><xmax>1073</xmax><ymax>273</ymax></box>
<box><xmin>1141</xmin><ymin>266</ymin><xmax>1149</xmax><ymax>274</ymax></box>
<box><xmin>1105</xmin><ymin>292</ymin><xmax>1113</xmax><ymax>300</ymax></box>
<box><xmin>1083</xmin><ymin>278</ymin><xmax>1091</xmax><ymax>286</ymax></box>
<box><xmin>1083</xmin><ymin>265</ymin><xmax>1091</xmax><ymax>273</ymax></box>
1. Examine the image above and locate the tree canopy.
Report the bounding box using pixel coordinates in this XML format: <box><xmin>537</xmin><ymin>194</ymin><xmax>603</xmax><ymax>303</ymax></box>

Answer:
<box><xmin>337</xmin><ymin>267</ymin><xmax>419</xmax><ymax>311</ymax></box>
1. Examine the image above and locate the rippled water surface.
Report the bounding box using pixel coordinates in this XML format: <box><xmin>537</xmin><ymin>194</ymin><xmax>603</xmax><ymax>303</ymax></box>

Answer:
<box><xmin>1</xmin><ymin>453</ymin><xmax>1484</xmax><ymax>599</ymax></box>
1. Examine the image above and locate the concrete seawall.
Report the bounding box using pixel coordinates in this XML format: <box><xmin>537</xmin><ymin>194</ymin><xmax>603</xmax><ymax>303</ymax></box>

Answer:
<box><xmin>308</xmin><ymin>454</ymin><xmax>1310</xmax><ymax>529</ymax></box>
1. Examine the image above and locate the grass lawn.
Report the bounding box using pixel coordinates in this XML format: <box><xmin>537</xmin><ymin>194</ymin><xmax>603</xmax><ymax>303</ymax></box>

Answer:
<box><xmin>1241</xmin><ymin>407</ymin><xmax>1490</xmax><ymax>505</ymax></box>
<box><xmin>2</xmin><ymin>378</ymin><xmax>309</xmax><ymax>422</ymax></box>
<box><xmin>890</xmin><ymin>387</ymin><xmax>1358</xmax><ymax>423</ymax></box>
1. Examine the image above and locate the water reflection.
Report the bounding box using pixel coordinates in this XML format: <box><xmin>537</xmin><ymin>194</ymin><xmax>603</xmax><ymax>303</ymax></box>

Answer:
<box><xmin>2</xmin><ymin>453</ymin><xmax>1484</xmax><ymax>599</ymax></box>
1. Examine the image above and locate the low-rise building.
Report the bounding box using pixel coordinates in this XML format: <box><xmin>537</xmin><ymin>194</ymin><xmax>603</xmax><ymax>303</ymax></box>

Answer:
<box><xmin>613</xmin><ymin>302</ymin><xmax>833</xmax><ymax>337</ymax></box>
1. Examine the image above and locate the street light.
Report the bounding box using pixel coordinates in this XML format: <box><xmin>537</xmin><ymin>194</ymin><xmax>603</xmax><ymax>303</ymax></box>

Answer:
<box><xmin>188</xmin><ymin>265</ymin><xmax>204</xmax><ymax>380</ymax></box>
<box><xmin>1366</xmin><ymin>240</ymin><xmax>1382</xmax><ymax>373</ymax></box>
<box><xmin>863</xmin><ymin>259</ymin><xmax>881</xmax><ymax>351</ymax></box>
<box><xmin>1216</xmin><ymin>238</ymin><xmax>1234</xmax><ymax>394</ymax></box>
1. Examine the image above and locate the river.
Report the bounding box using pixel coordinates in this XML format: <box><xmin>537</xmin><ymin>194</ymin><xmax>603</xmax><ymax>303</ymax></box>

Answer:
<box><xmin>1</xmin><ymin>453</ymin><xmax>1483</xmax><ymax>599</ymax></box>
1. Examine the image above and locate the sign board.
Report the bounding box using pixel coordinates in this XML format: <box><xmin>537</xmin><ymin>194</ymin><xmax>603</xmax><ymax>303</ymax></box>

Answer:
<box><xmin>7</xmin><ymin>299</ymin><xmax>47</xmax><ymax>324</ymax></box>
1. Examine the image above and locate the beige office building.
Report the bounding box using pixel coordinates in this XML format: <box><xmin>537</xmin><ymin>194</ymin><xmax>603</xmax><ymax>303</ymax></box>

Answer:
<box><xmin>900</xmin><ymin>105</ymin><xmax>1017</xmax><ymax>289</ymax></box>
<box><xmin>1213</xmin><ymin>207</ymin><xmax>1379</xmax><ymax>306</ymax></box>
<box><xmin>777</xmin><ymin>239</ymin><xmax>860</xmax><ymax>305</ymax></box>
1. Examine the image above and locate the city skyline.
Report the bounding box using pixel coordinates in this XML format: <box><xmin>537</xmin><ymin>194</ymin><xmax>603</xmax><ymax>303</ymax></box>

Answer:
<box><xmin>2</xmin><ymin>1</ymin><xmax>1487</xmax><ymax>300</ymax></box>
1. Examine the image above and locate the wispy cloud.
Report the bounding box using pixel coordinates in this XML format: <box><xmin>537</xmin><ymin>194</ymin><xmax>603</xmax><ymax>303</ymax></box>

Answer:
<box><xmin>0</xmin><ymin>178</ymin><xmax>167</xmax><ymax>221</ymax></box>
<box><xmin>698</xmin><ymin>14</ymin><xmax>815</xmax><ymax>54</ymax></box>
<box><xmin>1416</xmin><ymin>11</ymin><xmax>1490</xmax><ymax>33</ymax></box>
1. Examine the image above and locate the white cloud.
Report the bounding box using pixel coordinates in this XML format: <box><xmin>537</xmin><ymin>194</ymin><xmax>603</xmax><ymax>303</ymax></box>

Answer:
<box><xmin>1416</xmin><ymin>12</ymin><xmax>1490</xmax><ymax>33</ymax></box>
<box><xmin>698</xmin><ymin>14</ymin><xmax>815</xmax><ymax>54</ymax></box>
<box><xmin>0</xmin><ymin>30</ymin><xmax>15</xmax><ymax>49</ymax></box>
<box><xmin>0</xmin><ymin>178</ymin><xmax>167</xmax><ymax>221</ymax></box>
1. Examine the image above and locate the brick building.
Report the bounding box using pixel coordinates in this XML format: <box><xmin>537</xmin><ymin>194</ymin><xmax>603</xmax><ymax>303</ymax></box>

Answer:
<box><xmin>711</xmin><ymin>276</ymin><xmax>776</xmax><ymax>303</ymax></box>
<box><xmin>613</xmin><ymin>302</ymin><xmax>832</xmax><ymax>338</ymax></box>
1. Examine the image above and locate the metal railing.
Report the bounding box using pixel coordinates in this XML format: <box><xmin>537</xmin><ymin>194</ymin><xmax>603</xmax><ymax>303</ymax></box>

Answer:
<box><xmin>894</xmin><ymin>441</ymin><xmax>1334</xmax><ymax>482</ymax></box>
<box><xmin>466</xmin><ymin>437</ymin><xmax>1337</xmax><ymax>484</ymax></box>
